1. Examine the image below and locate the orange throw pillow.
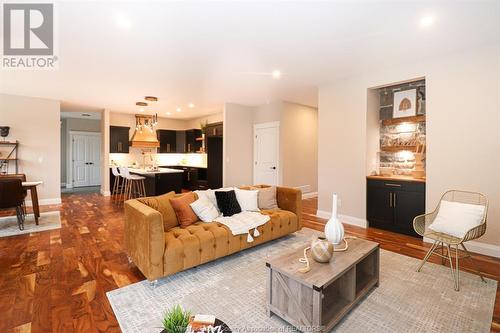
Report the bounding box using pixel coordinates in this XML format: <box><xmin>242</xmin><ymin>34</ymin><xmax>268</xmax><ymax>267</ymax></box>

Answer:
<box><xmin>169</xmin><ymin>192</ymin><xmax>198</xmax><ymax>228</ymax></box>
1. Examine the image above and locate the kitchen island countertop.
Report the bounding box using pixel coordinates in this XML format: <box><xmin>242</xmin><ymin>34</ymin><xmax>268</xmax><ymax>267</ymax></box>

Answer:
<box><xmin>128</xmin><ymin>167</ymin><xmax>184</xmax><ymax>175</ymax></box>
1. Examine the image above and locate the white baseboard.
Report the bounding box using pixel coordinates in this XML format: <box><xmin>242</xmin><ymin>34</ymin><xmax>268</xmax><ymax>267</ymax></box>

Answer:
<box><xmin>100</xmin><ymin>189</ymin><xmax>111</xmax><ymax>196</ymax></box>
<box><xmin>423</xmin><ymin>237</ymin><xmax>500</xmax><ymax>258</ymax></box>
<box><xmin>302</xmin><ymin>191</ymin><xmax>318</xmax><ymax>199</ymax></box>
<box><xmin>25</xmin><ymin>198</ymin><xmax>61</xmax><ymax>206</ymax></box>
<box><xmin>316</xmin><ymin>210</ymin><xmax>368</xmax><ymax>228</ymax></box>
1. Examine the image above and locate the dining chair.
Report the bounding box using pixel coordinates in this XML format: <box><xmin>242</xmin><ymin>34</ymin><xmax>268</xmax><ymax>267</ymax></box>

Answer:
<box><xmin>0</xmin><ymin>174</ymin><xmax>27</xmax><ymax>214</ymax></box>
<box><xmin>118</xmin><ymin>167</ymin><xmax>146</xmax><ymax>202</ymax></box>
<box><xmin>413</xmin><ymin>190</ymin><xmax>488</xmax><ymax>291</ymax></box>
<box><xmin>0</xmin><ymin>179</ymin><xmax>27</xmax><ymax>230</ymax></box>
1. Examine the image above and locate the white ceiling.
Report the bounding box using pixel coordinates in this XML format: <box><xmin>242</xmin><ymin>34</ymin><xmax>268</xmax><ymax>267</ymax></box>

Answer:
<box><xmin>1</xmin><ymin>1</ymin><xmax>499</xmax><ymax>119</ymax></box>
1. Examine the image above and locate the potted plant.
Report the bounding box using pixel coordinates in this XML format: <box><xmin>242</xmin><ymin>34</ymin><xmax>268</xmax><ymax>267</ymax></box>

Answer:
<box><xmin>161</xmin><ymin>305</ymin><xmax>191</xmax><ymax>333</ymax></box>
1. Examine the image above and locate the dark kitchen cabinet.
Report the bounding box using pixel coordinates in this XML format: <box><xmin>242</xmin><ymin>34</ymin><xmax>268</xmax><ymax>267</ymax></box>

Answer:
<box><xmin>110</xmin><ymin>126</ymin><xmax>130</xmax><ymax>153</ymax></box>
<box><xmin>185</xmin><ymin>129</ymin><xmax>202</xmax><ymax>153</ymax></box>
<box><xmin>157</xmin><ymin>130</ymin><xmax>177</xmax><ymax>153</ymax></box>
<box><xmin>367</xmin><ymin>178</ymin><xmax>425</xmax><ymax>237</ymax></box>
<box><xmin>176</xmin><ymin>131</ymin><xmax>186</xmax><ymax>153</ymax></box>
<box><xmin>207</xmin><ymin>136</ymin><xmax>223</xmax><ymax>189</ymax></box>
<box><xmin>205</xmin><ymin>122</ymin><xmax>223</xmax><ymax>137</ymax></box>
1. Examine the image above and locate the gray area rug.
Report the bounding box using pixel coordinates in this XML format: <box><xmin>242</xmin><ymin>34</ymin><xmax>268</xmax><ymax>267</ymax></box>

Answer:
<box><xmin>107</xmin><ymin>228</ymin><xmax>496</xmax><ymax>333</ymax></box>
<box><xmin>0</xmin><ymin>211</ymin><xmax>61</xmax><ymax>237</ymax></box>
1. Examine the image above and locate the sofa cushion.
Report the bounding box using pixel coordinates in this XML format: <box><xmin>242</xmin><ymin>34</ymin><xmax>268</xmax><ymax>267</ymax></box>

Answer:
<box><xmin>255</xmin><ymin>186</ymin><xmax>278</xmax><ymax>209</ymax></box>
<box><xmin>190</xmin><ymin>196</ymin><xmax>220</xmax><ymax>222</ymax></box>
<box><xmin>138</xmin><ymin>191</ymin><xmax>178</xmax><ymax>230</ymax></box>
<box><xmin>169</xmin><ymin>192</ymin><xmax>199</xmax><ymax>228</ymax></box>
<box><xmin>235</xmin><ymin>188</ymin><xmax>259</xmax><ymax>211</ymax></box>
<box><xmin>215</xmin><ymin>190</ymin><xmax>242</xmax><ymax>217</ymax></box>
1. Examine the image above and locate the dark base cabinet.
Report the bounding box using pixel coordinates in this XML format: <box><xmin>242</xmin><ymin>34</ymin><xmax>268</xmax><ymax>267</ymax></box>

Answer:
<box><xmin>367</xmin><ymin>179</ymin><xmax>425</xmax><ymax>237</ymax></box>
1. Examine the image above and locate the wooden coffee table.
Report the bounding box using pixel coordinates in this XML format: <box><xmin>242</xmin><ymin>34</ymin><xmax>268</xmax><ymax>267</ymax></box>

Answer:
<box><xmin>266</xmin><ymin>238</ymin><xmax>379</xmax><ymax>332</ymax></box>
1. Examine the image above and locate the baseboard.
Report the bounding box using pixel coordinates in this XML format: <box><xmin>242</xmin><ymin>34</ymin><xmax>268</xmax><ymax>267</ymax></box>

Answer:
<box><xmin>302</xmin><ymin>191</ymin><xmax>318</xmax><ymax>199</ymax></box>
<box><xmin>423</xmin><ymin>237</ymin><xmax>500</xmax><ymax>258</ymax></box>
<box><xmin>100</xmin><ymin>189</ymin><xmax>111</xmax><ymax>196</ymax></box>
<box><xmin>25</xmin><ymin>198</ymin><xmax>62</xmax><ymax>206</ymax></box>
<box><xmin>316</xmin><ymin>210</ymin><xmax>368</xmax><ymax>228</ymax></box>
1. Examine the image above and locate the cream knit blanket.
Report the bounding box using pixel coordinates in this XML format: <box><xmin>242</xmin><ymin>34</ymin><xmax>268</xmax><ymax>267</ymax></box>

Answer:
<box><xmin>214</xmin><ymin>211</ymin><xmax>270</xmax><ymax>242</ymax></box>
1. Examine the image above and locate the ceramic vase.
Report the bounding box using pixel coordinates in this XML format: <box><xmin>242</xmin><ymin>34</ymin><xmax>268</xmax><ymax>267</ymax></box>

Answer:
<box><xmin>311</xmin><ymin>236</ymin><xmax>333</xmax><ymax>263</ymax></box>
<box><xmin>324</xmin><ymin>193</ymin><xmax>344</xmax><ymax>245</ymax></box>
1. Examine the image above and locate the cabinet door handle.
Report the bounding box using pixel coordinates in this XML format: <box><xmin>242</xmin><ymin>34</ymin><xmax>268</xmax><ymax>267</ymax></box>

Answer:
<box><xmin>393</xmin><ymin>193</ymin><xmax>397</xmax><ymax>207</ymax></box>
<box><xmin>213</xmin><ymin>128</ymin><xmax>216</xmax><ymax>135</ymax></box>
<box><xmin>118</xmin><ymin>142</ymin><xmax>122</xmax><ymax>152</ymax></box>
<box><xmin>167</xmin><ymin>143</ymin><xmax>170</xmax><ymax>152</ymax></box>
<box><xmin>389</xmin><ymin>192</ymin><xmax>393</xmax><ymax>207</ymax></box>
<box><xmin>385</xmin><ymin>183</ymin><xmax>401</xmax><ymax>187</ymax></box>
<box><xmin>188</xmin><ymin>144</ymin><xmax>191</xmax><ymax>152</ymax></box>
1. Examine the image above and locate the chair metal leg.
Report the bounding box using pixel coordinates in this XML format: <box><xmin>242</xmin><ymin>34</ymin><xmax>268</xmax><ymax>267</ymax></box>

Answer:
<box><xmin>455</xmin><ymin>244</ymin><xmax>460</xmax><ymax>291</ymax></box>
<box><xmin>441</xmin><ymin>242</ymin><xmax>445</xmax><ymax>265</ymax></box>
<box><xmin>417</xmin><ymin>240</ymin><xmax>439</xmax><ymax>272</ymax></box>
<box><xmin>445</xmin><ymin>244</ymin><xmax>459</xmax><ymax>291</ymax></box>
<box><xmin>15</xmin><ymin>206</ymin><xmax>25</xmax><ymax>231</ymax></box>
<box><xmin>460</xmin><ymin>243</ymin><xmax>487</xmax><ymax>283</ymax></box>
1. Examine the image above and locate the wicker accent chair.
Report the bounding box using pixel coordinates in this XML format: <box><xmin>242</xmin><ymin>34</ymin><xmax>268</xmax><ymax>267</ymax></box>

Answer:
<box><xmin>413</xmin><ymin>190</ymin><xmax>488</xmax><ymax>291</ymax></box>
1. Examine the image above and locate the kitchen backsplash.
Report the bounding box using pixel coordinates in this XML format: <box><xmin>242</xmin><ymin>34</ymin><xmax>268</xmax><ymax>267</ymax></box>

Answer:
<box><xmin>110</xmin><ymin>148</ymin><xmax>207</xmax><ymax>168</ymax></box>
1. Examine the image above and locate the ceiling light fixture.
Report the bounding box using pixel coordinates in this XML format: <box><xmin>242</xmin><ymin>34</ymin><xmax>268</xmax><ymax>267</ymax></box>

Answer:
<box><xmin>188</xmin><ymin>103</ymin><xmax>195</xmax><ymax>108</ymax></box>
<box><xmin>176</xmin><ymin>107</ymin><xmax>181</xmax><ymax>112</ymax></box>
<box><xmin>272</xmin><ymin>70</ymin><xmax>281</xmax><ymax>79</ymax></box>
<box><xmin>145</xmin><ymin>96</ymin><xmax>158</xmax><ymax>102</ymax></box>
<box><xmin>419</xmin><ymin>14</ymin><xmax>435</xmax><ymax>29</ymax></box>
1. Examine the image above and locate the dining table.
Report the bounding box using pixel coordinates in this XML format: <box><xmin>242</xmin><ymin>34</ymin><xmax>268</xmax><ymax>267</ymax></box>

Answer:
<box><xmin>22</xmin><ymin>181</ymin><xmax>43</xmax><ymax>224</ymax></box>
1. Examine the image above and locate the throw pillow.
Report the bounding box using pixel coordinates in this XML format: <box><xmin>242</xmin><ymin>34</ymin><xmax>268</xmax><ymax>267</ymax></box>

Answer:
<box><xmin>190</xmin><ymin>197</ymin><xmax>220</xmax><ymax>222</ymax></box>
<box><xmin>138</xmin><ymin>191</ymin><xmax>178</xmax><ymax>230</ymax></box>
<box><xmin>235</xmin><ymin>188</ymin><xmax>259</xmax><ymax>211</ymax></box>
<box><xmin>215</xmin><ymin>190</ymin><xmax>242</xmax><ymax>217</ymax></box>
<box><xmin>428</xmin><ymin>200</ymin><xmax>485</xmax><ymax>238</ymax></box>
<box><xmin>256</xmin><ymin>186</ymin><xmax>278</xmax><ymax>210</ymax></box>
<box><xmin>169</xmin><ymin>192</ymin><xmax>199</xmax><ymax>228</ymax></box>
<box><xmin>195</xmin><ymin>187</ymin><xmax>234</xmax><ymax>212</ymax></box>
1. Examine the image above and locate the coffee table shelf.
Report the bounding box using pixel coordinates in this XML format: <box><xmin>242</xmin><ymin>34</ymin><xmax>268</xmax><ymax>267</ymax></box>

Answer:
<box><xmin>266</xmin><ymin>237</ymin><xmax>379</xmax><ymax>332</ymax></box>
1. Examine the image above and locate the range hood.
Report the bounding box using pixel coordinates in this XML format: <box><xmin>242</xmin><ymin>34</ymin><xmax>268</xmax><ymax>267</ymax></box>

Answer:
<box><xmin>129</xmin><ymin>114</ymin><xmax>160</xmax><ymax>148</ymax></box>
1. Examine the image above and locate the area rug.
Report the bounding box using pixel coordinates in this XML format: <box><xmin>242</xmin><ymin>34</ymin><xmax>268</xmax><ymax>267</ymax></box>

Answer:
<box><xmin>0</xmin><ymin>211</ymin><xmax>61</xmax><ymax>237</ymax></box>
<box><xmin>107</xmin><ymin>228</ymin><xmax>496</xmax><ymax>333</ymax></box>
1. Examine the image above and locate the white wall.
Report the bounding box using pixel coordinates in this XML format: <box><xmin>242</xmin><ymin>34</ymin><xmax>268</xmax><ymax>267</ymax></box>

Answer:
<box><xmin>0</xmin><ymin>94</ymin><xmax>61</xmax><ymax>204</ymax></box>
<box><xmin>186</xmin><ymin>113</ymin><xmax>223</xmax><ymax>129</ymax></box>
<box><xmin>223</xmin><ymin>103</ymin><xmax>255</xmax><ymax>186</ymax></box>
<box><xmin>318</xmin><ymin>45</ymin><xmax>500</xmax><ymax>251</ymax></box>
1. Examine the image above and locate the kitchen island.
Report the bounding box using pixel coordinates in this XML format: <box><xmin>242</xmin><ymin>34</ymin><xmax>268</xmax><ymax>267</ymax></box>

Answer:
<box><xmin>110</xmin><ymin>167</ymin><xmax>184</xmax><ymax>196</ymax></box>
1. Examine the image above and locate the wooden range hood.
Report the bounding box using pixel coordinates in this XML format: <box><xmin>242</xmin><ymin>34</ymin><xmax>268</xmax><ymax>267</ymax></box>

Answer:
<box><xmin>129</xmin><ymin>114</ymin><xmax>160</xmax><ymax>148</ymax></box>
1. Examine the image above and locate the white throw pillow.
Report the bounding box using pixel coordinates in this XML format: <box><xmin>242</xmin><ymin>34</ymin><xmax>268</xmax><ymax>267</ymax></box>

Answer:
<box><xmin>235</xmin><ymin>188</ymin><xmax>260</xmax><ymax>212</ymax></box>
<box><xmin>428</xmin><ymin>200</ymin><xmax>485</xmax><ymax>238</ymax></box>
<box><xmin>190</xmin><ymin>197</ymin><xmax>220</xmax><ymax>222</ymax></box>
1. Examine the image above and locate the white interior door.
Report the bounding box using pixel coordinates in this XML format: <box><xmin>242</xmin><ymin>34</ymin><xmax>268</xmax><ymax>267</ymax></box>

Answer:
<box><xmin>254</xmin><ymin>122</ymin><xmax>279</xmax><ymax>185</ymax></box>
<box><xmin>72</xmin><ymin>133</ymin><xmax>101</xmax><ymax>187</ymax></box>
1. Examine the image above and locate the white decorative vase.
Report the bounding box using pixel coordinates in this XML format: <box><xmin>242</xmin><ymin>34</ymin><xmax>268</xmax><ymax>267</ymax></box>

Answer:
<box><xmin>324</xmin><ymin>193</ymin><xmax>344</xmax><ymax>245</ymax></box>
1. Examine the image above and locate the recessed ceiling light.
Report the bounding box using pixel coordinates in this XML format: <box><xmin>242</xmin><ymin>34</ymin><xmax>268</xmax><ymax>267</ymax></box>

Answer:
<box><xmin>419</xmin><ymin>14</ymin><xmax>435</xmax><ymax>29</ymax></box>
<box><xmin>188</xmin><ymin>103</ymin><xmax>195</xmax><ymax>108</ymax></box>
<box><xmin>272</xmin><ymin>70</ymin><xmax>281</xmax><ymax>79</ymax></box>
<box><xmin>166</xmin><ymin>112</ymin><xmax>171</xmax><ymax>116</ymax></box>
<box><xmin>139</xmin><ymin>108</ymin><xmax>144</xmax><ymax>112</ymax></box>
<box><xmin>176</xmin><ymin>107</ymin><xmax>181</xmax><ymax>112</ymax></box>
<box><xmin>114</xmin><ymin>13</ymin><xmax>132</xmax><ymax>30</ymax></box>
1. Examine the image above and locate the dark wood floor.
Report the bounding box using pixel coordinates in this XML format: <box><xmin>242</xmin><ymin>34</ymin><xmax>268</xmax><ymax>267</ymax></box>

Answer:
<box><xmin>0</xmin><ymin>193</ymin><xmax>498</xmax><ymax>332</ymax></box>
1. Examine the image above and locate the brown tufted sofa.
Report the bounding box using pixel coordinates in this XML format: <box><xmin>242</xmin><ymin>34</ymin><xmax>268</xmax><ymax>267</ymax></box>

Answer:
<box><xmin>123</xmin><ymin>185</ymin><xmax>302</xmax><ymax>282</ymax></box>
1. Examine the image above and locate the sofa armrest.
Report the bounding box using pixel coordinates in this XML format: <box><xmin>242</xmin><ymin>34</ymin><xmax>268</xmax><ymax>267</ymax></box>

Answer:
<box><xmin>276</xmin><ymin>187</ymin><xmax>302</xmax><ymax>229</ymax></box>
<box><xmin>124</xmin><ymin>199</ymin><xmax>164</xmax><ymax>281</ymax></box>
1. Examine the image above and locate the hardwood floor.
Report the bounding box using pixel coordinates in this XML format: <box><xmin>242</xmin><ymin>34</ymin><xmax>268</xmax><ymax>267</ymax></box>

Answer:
<box><xmin>0</xmin><ymin>194</ymin><xmax>498</xmax><ymax>332</ymax></box>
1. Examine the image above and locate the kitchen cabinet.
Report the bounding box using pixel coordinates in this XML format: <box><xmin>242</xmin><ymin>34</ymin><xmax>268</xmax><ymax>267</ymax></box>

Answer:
<box><xmin>157</xmin><ymin>130</ymin><xmax>177</xmax><ymax>153</ymax></box>
<box><xmin>163</xmin><ymin>165</ymin><xmax>209</xmax><ymax>190</ymax></box>
<box><xmin>205</xmin><ymin>122</ymin><xmax>223</xmax><ymax>137</ymax></box>
<box><xmin>366</xmin><ymin>178</ymin><xmax>425</xmax><ymax>237</ymax></box>
<box><xmin>110</xmin><ymin>126</ymin><xmax>130</xmax><ymax>153</ymax></box>
<box><xmin>185</xmin><ymin>129</ymin><xmax>202</xmax><ymax>153</ymax></box>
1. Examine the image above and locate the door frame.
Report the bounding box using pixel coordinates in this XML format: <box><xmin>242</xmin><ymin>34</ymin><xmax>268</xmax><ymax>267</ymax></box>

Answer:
<box><xmin>68</xmin><ymin>131</ymin><xmax>102</xmax><ymax>188</ymax></box>
<box><xmin>253</xmin><ymin>121</ymin><xmax>280</xmax><ymax>185</ymax></box>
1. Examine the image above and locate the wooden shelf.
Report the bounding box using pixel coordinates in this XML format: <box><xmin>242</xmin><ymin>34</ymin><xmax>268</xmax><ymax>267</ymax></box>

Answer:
<box><xmin>195</xmin><ymin>137</ymin><xmax>204</xmax><ymax>141</ymax></box>
<box><xmin>382</xmin><ymin>115</ymin><xmax>425</xmax><ymax>126</ymax></box>
<box><xmin>0</xmin><ymin>141</ymin><xmax>18</xmax><ymax>145</ymax></box>
<box><xmin>381</xmin><ymin>145</ymin><xmax>416</xmax><ymax>152</ymax></box>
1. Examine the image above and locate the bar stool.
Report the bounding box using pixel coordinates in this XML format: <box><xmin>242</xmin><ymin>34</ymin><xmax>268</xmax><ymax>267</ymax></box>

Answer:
<box><xmin>118</xmin><ymin>167</ymin><xmax>146</xmax><ymax>202</ymax></box>
<box><xmin>111</xmin><ymin>166</ymin><xmax>123</xmax><ymax>202</ymax></box>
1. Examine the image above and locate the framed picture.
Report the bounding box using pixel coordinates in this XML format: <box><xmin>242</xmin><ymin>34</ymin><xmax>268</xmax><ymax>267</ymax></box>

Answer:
<box><xmin>393</xmin><ymin>89</ymin><xmax>417</xmax><ymax>118</ymax></box>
